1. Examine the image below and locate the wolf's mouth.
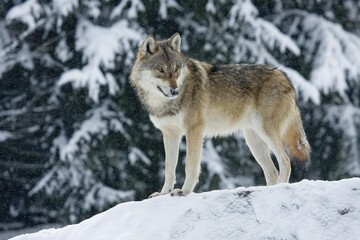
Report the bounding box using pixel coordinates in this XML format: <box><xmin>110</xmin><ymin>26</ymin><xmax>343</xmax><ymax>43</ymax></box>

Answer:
<box><xmin>157</xmin><ymin>86</ymin><xmax>178</xmax><ymax>99</ymax></box>
<box><xmin>157</xmin><ymin>86</ymin><xmax>169</xmax><ymax>97</ymax></box>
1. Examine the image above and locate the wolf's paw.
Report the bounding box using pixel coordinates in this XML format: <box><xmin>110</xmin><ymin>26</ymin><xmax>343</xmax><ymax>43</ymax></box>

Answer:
<box><xmin>170</xmin><ymin>188</ymin><xmax>189</xmax><ymax>197</ymax></box>
<box><xmin>148</xmin><ymin>192</ymin><xmax>161</xmax><ymax>198</ymax></box>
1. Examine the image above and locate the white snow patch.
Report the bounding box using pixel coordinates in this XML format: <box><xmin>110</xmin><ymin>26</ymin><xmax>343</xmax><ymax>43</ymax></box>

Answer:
<box><xmin>6</xmin><ymin>0</ymin><xmax>42</xmax><ymax>31</ymax></box>
<box><xmin>0</xmin><ymin>130</ymin><xmax>13</xmax><ymax>142</ymax></box>
<box><xmin>110</xmin><ymin>0</ymin><xmax>145</xmax><ymax>19</ymax></box>
<box><xmin>324</xmin><ymin>105</ymin><xmax>360</xmax><ymax>176</ymax></box>
<box><xmin>205</xmin><ymin>0</ymin><xmax>216</xmax><ymax>14</ymax></box>
<box><xmin>52</xmin><ymin>0</ymin><xmax>79</xmax><ymax>17</ymax></box>
<box><xmin>201</xmin><ymin>140</ymin><xmax>240</xmax><ymax>190</ymax></box>
<box><xmin>280</xmin><ymin>66</ymin><xmax>321</xmax><ymax>104</ymax></box>
<box><xmin>276</xmin><ymin>10</ymin><xmax>360</xmax><ymax>97</ymax></box>
<box><xmin>59</xmin><ymin>102</ymin><xmax>129</xmax><ymax>161</ymax></box>
<box><xmin>56</xmin><ymin>18</ymin><xmax>142</xmax><ymax>102</ymax></box>
<box><xmin>308</xmin><ymin>16</ymin><xmax>360</xmax><ymax>95</ymax></box>
<box><xmin>128</xmin><ymin>147</ymin><xmax>151</xmax><ymax>166</ymax></box>
<box><xmin>83</xmin><ymin>183</ymin><xmax>134</xmax><ymax>211</ymax></box>
<box><xmin>159</xmin><ymin>0</ymin><xmax>182</xmax><ymax>19</ymax></box>
<box><xmin>55</xmin><ymin>38</ymin><xmax>73</xmax><ymax>62</ymax></box>
<box><xmin>11</xmin><ymin>178</ymin><xmax>360</xmax><ymax>240</ymax></box>
<box><xmin>75</xmin><ymin>18</ymin><xmax>141</xmax><ymax>69</ymax></box>
<box><xmin>57</xmin><ymin>64</ymin><xmax>119</xmax><ymax>103</ymax></box>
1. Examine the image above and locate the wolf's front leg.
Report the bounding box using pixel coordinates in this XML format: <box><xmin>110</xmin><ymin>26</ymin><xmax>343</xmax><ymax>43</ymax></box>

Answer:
<box><xmin>171</xmin><ymin>125</ymin><xmax>204</xmax><ymax>196</ymax></box>
<box><xmin>149</xmin><ymin>131</ymin><xmax>181</xmax><ymax>198</ymax></box>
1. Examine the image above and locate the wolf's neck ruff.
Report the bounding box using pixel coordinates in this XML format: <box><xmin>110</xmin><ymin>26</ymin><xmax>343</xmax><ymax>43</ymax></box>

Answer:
<box><xmin>144</xmin><ymin>91</ymin><xmax>183</xmax><ymax>117</ymax></box>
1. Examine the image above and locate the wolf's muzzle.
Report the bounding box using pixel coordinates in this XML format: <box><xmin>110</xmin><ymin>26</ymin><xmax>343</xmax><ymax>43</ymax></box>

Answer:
<box><xmin>170</xmin><ymin>88</ymin><xmax>179</xmax><ymax>96</ymax></box>
<box><xmin>157</xmin><ymin>86</ymin><xmax>179</xmax><ymax>99</ymax></box>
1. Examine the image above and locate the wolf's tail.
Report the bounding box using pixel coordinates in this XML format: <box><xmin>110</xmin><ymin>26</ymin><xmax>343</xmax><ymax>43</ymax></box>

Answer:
<box><xmin>283</xmin><ymin>116</ymin><xmax>311</xmax><ymax>166</ymax></box>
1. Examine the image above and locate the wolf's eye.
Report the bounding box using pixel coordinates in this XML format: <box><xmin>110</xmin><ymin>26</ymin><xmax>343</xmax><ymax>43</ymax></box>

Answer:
<box><xmin>174</xmin><ymin>67</ymin><xmax>179</xmax><ymax>72</ymax></box>
<box><xmin>157</xmin><ymin>68</ymin><xmax>164</xmax><ymax>73</ymax></box>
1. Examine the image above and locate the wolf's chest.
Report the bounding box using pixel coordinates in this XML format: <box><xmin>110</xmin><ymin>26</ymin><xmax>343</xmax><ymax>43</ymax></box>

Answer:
<box><xmin>150</xmin><ymin>112</ymin><xmax>186</xmax><ymax>134</ymax></box>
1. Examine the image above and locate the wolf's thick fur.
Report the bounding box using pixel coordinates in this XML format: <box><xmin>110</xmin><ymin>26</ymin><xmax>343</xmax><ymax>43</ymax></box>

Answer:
<box><xmin>130</xmin><ymin>33</ymin><xmax>311</xmax><ymax>197</ymax></box>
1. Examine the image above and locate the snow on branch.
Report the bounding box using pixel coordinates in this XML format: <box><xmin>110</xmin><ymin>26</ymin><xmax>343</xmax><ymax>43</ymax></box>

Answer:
<box><xmin>6</xmin><ymin>0</ymin><xmax>43</xmax><ymax>32</ymax></box>
<box><xmin>1</xmin><ymin>18</ymin><xmax>46</xmax><ymax>60</ymax></box>
<box><xmin>257</xmin><ymin>19</ymin><xmax>300</xmax><ymax>56</ymax></box>
<box><xmin>29</xmin><ymin>101</ymin><xmax>133</xmax><ymax>202</ymax></box>
<box><xmin>201</xmin><ymin>140</ymin><xmax>239</xmax><ymax>190</ymax></box>
<box><xmin>228</xmin><ymin>0</ymin><xmax>258</xmax><ymax>25</ymax></box>
<box><xmin>227</xmin><ymin>0</ymin><xmax>300</xmax><ymax>56</ymax></box>
<box><xmin>205</xmin><ymin>0</ymin><xmax>216</xmax><ymax>14</ymax></box>
<box><xmin>60</xmin><ymin>101</ymin><xmax>131</xmax><ymax>162</ymax></box>
<box><xmin>56</xmin><ymin>18</ymin><xmax>143</xmax><ymax>102</ymax></box>
<box><xmin>279</xmin><ymin>66</ymin><xmax>320</xmax><ymax>104</ymax></box>
<box><xmin>110</xmin><ymin>0</ymin><xmax>145</xmax><ymax>19</ymax></box>
<box><xmin>57</xmin><ymin>65</ymin><xmax>119</xmax><ymax>103</ymax></box>
<box><xmin>83</xmin><ymin>183</ymin><xmax>134</xmax><ymax>212</ymax></box>
<box><xmin>324</xmin><ymin>105</ymin><xmax>360</xmax><ymax>176</ymax></box>
<box><xmin>310</xmin><ymin>19</ymin><xmax>360</xmax><ymax>95</ymax></box>
<box><xmin>76</xmin><ymin>19</ymin><xmax>142</xmax><ymax>69</ymax></box>
<box><xmin>159</xmin><ymin>0</ymin><xmax>182</xmax><ymax>19</ymax></box>
<box><xmin>52</xmin><ymin>0</ymin><xmax>79</xmax><ymax>17</ymax></box>
<box><xmin>0</xmin><ymin>130</ymin><xmax>13</xmax><ymax>142</ymax></box>
<box><xmin>129</xmin><ymin>147</ymin><xmax>151</xmax><ymax>166</ymax></box>
<box><xmin>276</xmin><ymin>10</ymin><xmax>360</xmax><ymax>97</ymax></box>
<box><xmin>76</xmin><ymin>18</ymin><xmax>142</xmax><ymax>69</ymax></box>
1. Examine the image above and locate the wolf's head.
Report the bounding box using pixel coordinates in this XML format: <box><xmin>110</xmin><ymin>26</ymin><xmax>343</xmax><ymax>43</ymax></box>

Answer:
<box><xmin>130</xmin><ymin>33</ymin><xmax>186</xmax><ymax>100</ymax></box>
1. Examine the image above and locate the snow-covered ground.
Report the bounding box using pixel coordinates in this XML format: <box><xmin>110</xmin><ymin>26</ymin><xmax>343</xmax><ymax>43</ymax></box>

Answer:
<box><xmin>0</xmin><ymin>224</ymin><xmax>61</xmax><ymax>240</ymax></box>
<box><xmin>10</xmin><ymin>178</ymin><xmax>360</xmax><ymax>240</ymax></box>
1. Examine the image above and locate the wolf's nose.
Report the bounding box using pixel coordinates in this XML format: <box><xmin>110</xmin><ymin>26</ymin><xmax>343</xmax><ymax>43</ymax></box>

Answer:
<box><xmin>170</xmin><ymin>88</ymin><xmax>179</xmax><ymax>96</ymax></box>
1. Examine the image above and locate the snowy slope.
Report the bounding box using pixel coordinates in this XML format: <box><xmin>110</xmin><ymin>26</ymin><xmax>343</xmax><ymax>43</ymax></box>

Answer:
<box><xmin>11</xmin><ymin>178</ymin><xmax>360</xmax><ymax>240</ymax></box>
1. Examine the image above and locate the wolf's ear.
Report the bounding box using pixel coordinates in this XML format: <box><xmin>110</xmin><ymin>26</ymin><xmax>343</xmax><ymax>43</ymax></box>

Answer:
<box><xmin>139</xmin><ymin>35</ymin><xmax>157</xmax><ymax>58</ymax></box>
<box><xmin>169</xmin><ymin>33</ymin><xmax>181</xmax><ymax>53</ymax></box>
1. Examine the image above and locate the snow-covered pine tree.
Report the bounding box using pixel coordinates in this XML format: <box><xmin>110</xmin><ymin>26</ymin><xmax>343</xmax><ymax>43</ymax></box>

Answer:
<box><xmin>0</xmin><ymin>1</ymin><xmax>55</xmax><ymax>225</ymax></box>
<box><xmin>1</xmin><ymin>0</ymin><xmax>155</xmax><ymax>223</ymax></box>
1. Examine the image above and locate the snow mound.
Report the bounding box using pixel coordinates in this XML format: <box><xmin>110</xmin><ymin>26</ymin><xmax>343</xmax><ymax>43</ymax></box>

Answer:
<box><xmin>11</xmin><ymin>178</ymin><xmax>360</xmax><ymax>240</ymax></box>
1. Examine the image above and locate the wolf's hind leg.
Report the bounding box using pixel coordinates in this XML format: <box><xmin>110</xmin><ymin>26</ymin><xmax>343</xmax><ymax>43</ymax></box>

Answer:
<box><xmin>259</xmin><ymin>128</ymin><xmax>291</xmax><ymax>184</ymax></box>
<box><xmin>244</xmin><ymin>129</ymin><xmax>278</xmax><ymax>185</ymax></box>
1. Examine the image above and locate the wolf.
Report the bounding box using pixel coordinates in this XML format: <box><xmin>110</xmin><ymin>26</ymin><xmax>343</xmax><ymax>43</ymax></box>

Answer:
<box><xmin>130</xmin><ymin>33</ymin><xmax>311</xmax><ymax>197</ymax></box>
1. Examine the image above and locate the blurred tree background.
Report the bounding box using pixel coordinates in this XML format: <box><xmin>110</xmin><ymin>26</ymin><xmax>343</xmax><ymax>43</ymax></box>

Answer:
<box><xmin>0</xmin><ymin>0</ymin><xmax>359</xmax><ymax>229</ymax></box>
